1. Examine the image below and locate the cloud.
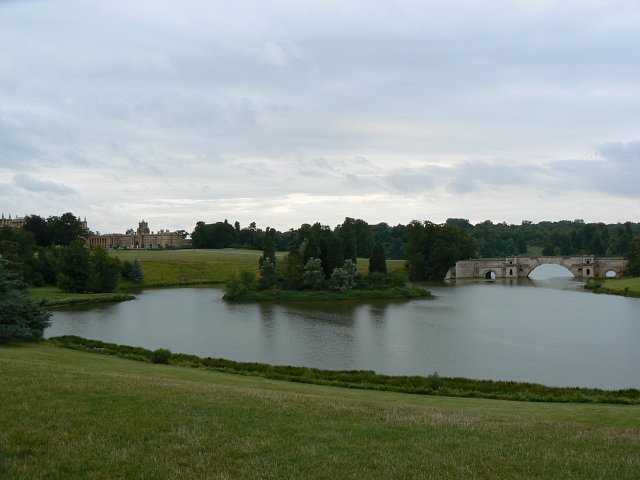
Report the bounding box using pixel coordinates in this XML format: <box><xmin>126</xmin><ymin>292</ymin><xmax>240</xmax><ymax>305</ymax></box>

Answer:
<box><xmin>1</xmin><ymin>1</ymin><xmax>640</xmax><ymax>231</ymax></box>
<box><xmin>13</xmin><ymin>173</ymin><xmax>77</xmax><ymax>195</ymax></box>
<box><xmin>261</xmin><ymin>41</ymin><xmax>287</xmax><ymax>67</ymax></box>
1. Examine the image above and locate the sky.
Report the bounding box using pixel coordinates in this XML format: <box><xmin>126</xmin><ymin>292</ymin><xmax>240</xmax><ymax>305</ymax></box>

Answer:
<box><xmin>1</xmin><ymin>0</ymin><xmax>639</xmax><ymax>234</ymax></box>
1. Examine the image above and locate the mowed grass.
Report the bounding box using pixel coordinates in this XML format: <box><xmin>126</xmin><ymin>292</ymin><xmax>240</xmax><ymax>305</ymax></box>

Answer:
<box><xmin>109</xmin><ymin>248</ymin><xmax>407</xmax><ymax>287</ymax></box>
<box><xmin>1</xmin><ymin>344</ymin><xmax>639</xmax><ymax>479</ymax></box>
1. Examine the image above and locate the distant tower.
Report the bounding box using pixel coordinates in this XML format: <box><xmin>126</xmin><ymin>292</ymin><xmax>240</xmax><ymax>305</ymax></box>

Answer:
<box><xmin>137</xmin><ymin>220</ymin><xmax>150</xmax><ymax>235</ymax></box>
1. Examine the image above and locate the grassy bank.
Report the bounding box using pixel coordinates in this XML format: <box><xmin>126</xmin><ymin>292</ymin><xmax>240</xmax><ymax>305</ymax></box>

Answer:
<box><xmin>48</xmin><ymin>336</ymin><xmax>640</xmax><ymax>404</ymax></box>
<box><xmin>1</xmin><ymin>343</ymin><xmax>639</xmax><ymax>479</ymax></box>
<box><xmin>585</xmin><ymin>277</ymin><xmax>640</xmax><ymax>297</ymax></box>
<box><xmin>226</xmin><ymin>286</ymin><xmax>431</xmax><ymax>302</ymax></box>
<box><xmin>29</xmin><ymin>286</ymin><xmax>135</xmax><ymax>307</ymax></box>
<box><xmin>109</xmin><ymin>248</ymin><xmax>406</xmax><ymax>288</ymax></box>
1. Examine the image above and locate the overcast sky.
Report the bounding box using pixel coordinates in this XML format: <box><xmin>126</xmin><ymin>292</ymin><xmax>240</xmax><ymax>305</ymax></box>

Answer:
<box><xmin>1</xmin><ymin>0</ymin><xmax>639</xmax><ymax>234</ymax></box>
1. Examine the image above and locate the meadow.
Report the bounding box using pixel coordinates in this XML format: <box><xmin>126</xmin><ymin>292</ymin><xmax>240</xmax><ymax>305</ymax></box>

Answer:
<box><xmin>1</xmin><ymin>343</ymin><xmax>639</xmax><ymax>479</ymax></box>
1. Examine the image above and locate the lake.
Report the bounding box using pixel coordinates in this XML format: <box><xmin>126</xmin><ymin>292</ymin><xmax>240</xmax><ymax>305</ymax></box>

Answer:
<box><xmin>46</xmin><ymin>267</ymin><xmax>640</xmax><ymax>389</ymax></box>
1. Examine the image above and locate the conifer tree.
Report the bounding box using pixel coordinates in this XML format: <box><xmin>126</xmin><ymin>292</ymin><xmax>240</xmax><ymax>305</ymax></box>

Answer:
<box><xmin>369</xmin><ymin>242</ymin><xmax>387</xmax><ymax>274</ymax></box>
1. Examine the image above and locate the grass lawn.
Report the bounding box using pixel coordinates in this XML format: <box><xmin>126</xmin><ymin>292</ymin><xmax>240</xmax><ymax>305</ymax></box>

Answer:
<box><xmin>1</xmin><ymin>343</ymin><xmax>639</xmax><ymax>479</ymax></box>
<box><xmin>108</xmin><ymin>248</ymin><xmax>406</xmax><ymax>287</ymax></box>
<box><xmin>597</xmin><ymin>277</ymin><xmax>640</xmax><ymax>297</ymax></box>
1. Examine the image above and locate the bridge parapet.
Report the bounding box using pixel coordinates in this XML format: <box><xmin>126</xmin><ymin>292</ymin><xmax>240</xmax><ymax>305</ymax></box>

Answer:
<box><xmin>446</xmin><ymin>256</ymin><xmax>626</xmax><ymax>280</ymax></box>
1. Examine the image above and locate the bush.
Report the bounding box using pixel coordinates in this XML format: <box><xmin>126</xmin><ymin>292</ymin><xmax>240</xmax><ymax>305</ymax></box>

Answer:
<box><xmin>151</xmin><ymin>348</ymin><xmax>172</xmax><ymax>364</ymax></box>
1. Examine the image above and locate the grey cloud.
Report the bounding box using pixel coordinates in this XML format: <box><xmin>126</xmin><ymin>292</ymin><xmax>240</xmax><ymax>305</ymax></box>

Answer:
<box><xmin>384</xmin><ymin>140</ymin><xmax>640</xmax><ymax>198</ymax></box>
<box><xmin>14</xmin><ymin>173</ymin><xmax>77</xmax><ymax>195</ymax></box>
<box><xmin>597</xmin><ymin>140</ymin><xmax>640</xmax><ymax>164</ymax></box>
<box><xmin>385</xmin><ymin>162</ymin><xmax>540</xmax><ymax>194</ymax></box>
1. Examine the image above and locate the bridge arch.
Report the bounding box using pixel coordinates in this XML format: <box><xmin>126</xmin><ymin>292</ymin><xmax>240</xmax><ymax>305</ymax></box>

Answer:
<box><xmin>528</xmin><ymin>263</ymin><xmax>574</xmax><ymax>279</ymax></box>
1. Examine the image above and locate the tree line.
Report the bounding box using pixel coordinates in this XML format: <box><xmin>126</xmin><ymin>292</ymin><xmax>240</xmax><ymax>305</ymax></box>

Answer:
<box><xmin>192</xmin><ymin>217</ymin><xmax>640</xmax><ymax>260</ymax></box>
<box><xmin>191</xmin><ymin>217</ymin><xmax>640</xmax><ymax>281</ymax></box>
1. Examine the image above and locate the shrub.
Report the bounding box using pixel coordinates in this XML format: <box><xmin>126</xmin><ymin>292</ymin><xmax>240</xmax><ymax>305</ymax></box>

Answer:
<box><xmin>151</xmin><ymin>348</ymin><xmax>172</xmax><ymax>364</ymax></box>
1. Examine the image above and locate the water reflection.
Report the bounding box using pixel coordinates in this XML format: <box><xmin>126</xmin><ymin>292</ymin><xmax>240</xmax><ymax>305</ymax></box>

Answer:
<box><xmin>47</xmin><ymin>281</ymin><xmax>640</xmax><ymax>389</ymax></box>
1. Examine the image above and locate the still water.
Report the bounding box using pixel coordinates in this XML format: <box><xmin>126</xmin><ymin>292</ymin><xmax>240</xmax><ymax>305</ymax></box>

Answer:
<box><xmin>46</xmin><ymin>268</ymin><xmax>640</xmax><ymax>389</ymax></box>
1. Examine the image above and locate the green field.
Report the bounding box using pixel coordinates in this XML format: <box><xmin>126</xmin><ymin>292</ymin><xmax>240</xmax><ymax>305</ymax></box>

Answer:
<box><xmin>109</xmin><ymin>248</ymin><xmax>406</xmax><ymax>288</ymax></box>
<box><xmin>1</xmin><ymin>344</ymin><xmax>639</xmax><ymax>479</ymax></box>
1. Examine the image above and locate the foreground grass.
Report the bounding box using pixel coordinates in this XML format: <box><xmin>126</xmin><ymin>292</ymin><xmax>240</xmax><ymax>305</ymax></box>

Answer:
<box><xmin>1</xmin><ymin>344</ymin><xmax>639</xmax><ymax>479</ymax></box>
<box><xmin>109</xmin><ymin>248</ymin><xmax>406</xmax><ymax>288</ymax></box>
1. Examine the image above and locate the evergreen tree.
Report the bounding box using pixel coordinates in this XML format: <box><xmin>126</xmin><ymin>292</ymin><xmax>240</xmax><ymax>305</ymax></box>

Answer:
<box><xmin>323</xmin><ymin>234</ymin><xmax>344</xmax><ymax>278</ymax></box>
<box><xmin>130</xmin><ymin>259</ymin><xmax>144</xmax><ymax>284</ymax></box>
<box><xmin>0</xmin><ymin>261</ymin><xmax>51</xmax><ymax>342</ymax></box>
<box><xmin>259</xmin><ymin>227</ymin><xmax>276</xmax><ymax>266</ymax></box>
<box><xmin>368</xmin><ymin>242</ymin><xmax>387</xmax><ymax>274</ymax></box>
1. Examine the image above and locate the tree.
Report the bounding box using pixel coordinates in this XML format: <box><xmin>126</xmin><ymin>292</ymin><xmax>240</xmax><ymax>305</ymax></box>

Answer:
<box><xmin>0</xmin><ymin>261</ymin><xmax>51</xmax><ymax>342</ymax></box>
<box><xmin>122</xmin><ymin>259</ymin><xmax>144</xmax><ymax>284</ymax></box>
<box><xmin>223</xmin><ymin>270</ymin><xmax>257</xmax><ymax>299</ymax></box>
<box><xmin>338</xmin><ymin>218</ymin><xmax>357</xmax><ymax>263</ymax></box>
<box><xmin>87</xmin><ymin>247</ymin><xmax>122</xmax><ymax>293</ymax></box>
<box><xmin>406</xmin><ymin>221</ymin><xmax>477</xmax><ymax>281</ymax></box>
<box><xmin>330</xmin><ymin>259</ymin><xmax>357</xmax><ymax>291</ymax></box>
<box><xmin>191</xmin><ymin>221</ymin><xmax>235</xmax><ymax>248</ymax></box>
<box><xmin>624</xmin><ymin>236</ymin><xmax>640</xmax><ymax>277</ymax></box>
<box><xmin>323</xmin><ymin>234</ymin><xmax>344</xmax><ymax>278</ymax></box>
<box><xmin>23</xmin><ymin>215</ymin><xmax>52</xmax><ymax>246</ymax></box>
<box><xmin>0</xmin><ymin>226</ymin><xmax>39</xmax><ymax>284</ymax></box>
<box><xmin>258</xmin><ymin>257</ymin><xmax>277</xmax><ymax>290</ymax></box>
<box><xmin>56</xmin><ymin>241</ymin><xmax>90</xmax><ymax>293</ymax></box>
<box><xmin>354</xmin><ymin>219</ymin><xmax>373</xmax><ymax>258</ymax></box>
<box><xmin>283</xmin><ymin>249</ymin><xmax>304</xmax><ymax>290</ymax></box>
<box><xmin>303</xmin><ymin>258</ymin><xmax>324</xmax><ymax>290</ymax></box>
<box><xmin>48</xmin><ymin>212</ymin><xmax>86</xmax><ymax>246</ymax></box>
<box><xmin>260</xmin><ymin>227</ymin><xmax>276</xmax><ymax>266</ymax></box>
<box><xmin>368</xmin><ymin>242</ymin><xmax>387</xmax><ymax>274</ymax></box>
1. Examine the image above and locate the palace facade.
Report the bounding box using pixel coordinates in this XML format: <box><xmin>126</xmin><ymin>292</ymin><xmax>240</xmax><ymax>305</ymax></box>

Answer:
<box><xmin>86</xmin><ymin>220</ymin><xmax>186</xmax><ymax>249</ymax></box>
<box><xmin>0</xmin><ymin>214</ymin><xmax>25</xmax><ymax>229</ymax></box>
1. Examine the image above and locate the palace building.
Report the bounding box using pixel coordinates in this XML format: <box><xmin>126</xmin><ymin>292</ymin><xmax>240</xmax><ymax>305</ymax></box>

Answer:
<box><xmin>0</xmin><ymin>214</ymin><xmax>26</xmax><ymax>229</ymax></box>
<box><xmin>86</xmin><ymin>220</ymin><xmax>186</xmax><ymax>249</ymax></box>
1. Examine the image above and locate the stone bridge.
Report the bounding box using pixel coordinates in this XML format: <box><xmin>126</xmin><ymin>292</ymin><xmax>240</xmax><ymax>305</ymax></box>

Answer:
<box><xmin>445</xmin><ymin>256</ymin><xmax>627</xmax><ymax>280</ymax></box>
